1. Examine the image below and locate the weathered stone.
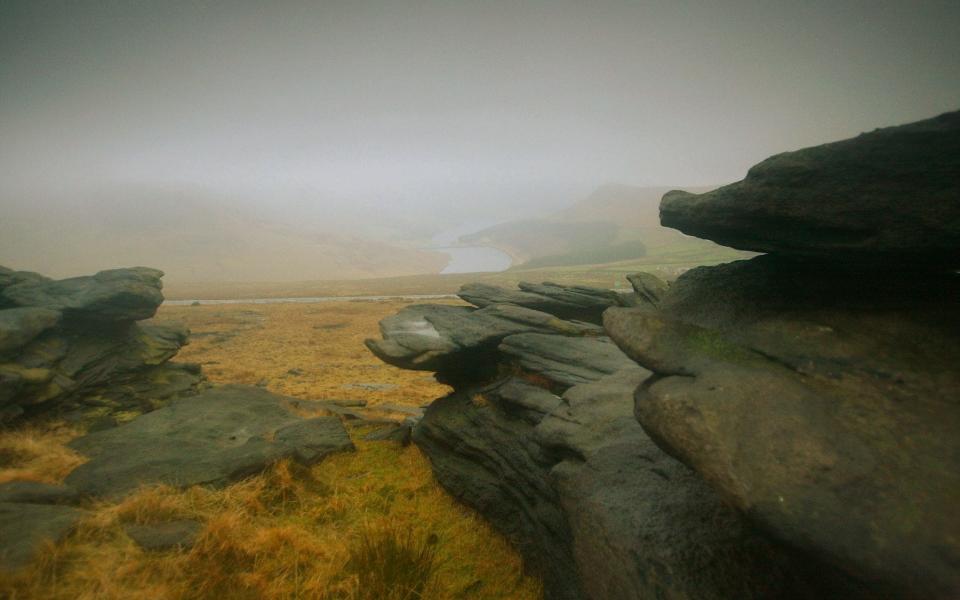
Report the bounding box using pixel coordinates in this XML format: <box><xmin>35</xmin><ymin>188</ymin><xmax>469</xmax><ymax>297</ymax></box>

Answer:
<box><xmin>124</xmin><ymin>519</ymin><xmax>202</xmax><ymax>551</ymax></box>
<box><xmin>458</xmin><ymin>281</ymin><xmax>625</xmax><ymax>323</ymax></box>
<box><xmin>660</xmin><ymin>110</ymin><xmax>960</xmax><ymax>267</ymax></box>
<box><xmin>364</xmin><ymin>302</ymin><xmax>597</xmax><ymax>381</ymax></box>
<box><xmin>604</xmin><ymin>255</ymin><xmax>960</xmax><ymax>598</ymax></box>
<box><xmin>65</xmin><ymin>385</ymin><xmax>354</xmax><ymax>497</ymax></box>
<box><xmin>414</xmin><ymin>370</ymin><xmax>862</xmax><ymax>600</ymax></box>
<box><xmin>365</xmin><ymin>424</ymin><xmax>412</xmax><ymax>445</ymax></box>
<box><xmin>0</xmin><ymin>502</ymin><xmax>88</xmax><ymax>571</ymax></box>
<box><xmin>0</xmin><ymin>481</ymin><xmax>80</xmax><ymax>505</ymax></box>
<box><xmin>2</xmin><ymin>267</ymin><xmax>165</xmax><ymax>322</ymax></box>
<box><xmin>0</xmin><ymin>308</ymin><xmax>61</xmax><ymax>357</ymax></box>
<box><xmin>499</xmin><ymin>333</ymin><xmax>638</xmax><ymax>389</ymax></box>
<box><xmin>626</xmin><ymin>272</ymin><xmax>669</xmax><ymax>308</ymax></box>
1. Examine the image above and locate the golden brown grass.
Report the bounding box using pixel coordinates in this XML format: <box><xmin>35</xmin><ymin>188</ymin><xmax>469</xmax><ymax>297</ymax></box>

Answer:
<box><xmin>0</xmin><ymin>300</ymin><xmax>541</xmax><ymax>600</ymax></box>
<box><xmin>0</xmin><ymin>421</ymin><xmax>85</xmax><ymax>484</ymax></box>
<box><xmin>158</xmin><ymin>300</ymin><xmax>458</xmax><ymax>410</ymax></box>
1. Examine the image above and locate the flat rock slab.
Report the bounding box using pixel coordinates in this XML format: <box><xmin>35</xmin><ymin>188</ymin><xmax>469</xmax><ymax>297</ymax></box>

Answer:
<box><xmin>65</xmin><ymin>384</ymin><xmax>354</xmax><ymax>497</ymax></box>
<box><xmin>0</xmin><ymin>502</ymin><xmax>88</xmax><ymax>571</ymax></box>
<box><xmin>124</xmin><ymin>519</ymin><xmax>202</xmax><ymax>551</ymax></box>
<box><xmin>341</xmin><ymin>383</ymin><xmax>397</xmax><ymax>392</ymax></box>
<box><xmin>0</xmin><ymin>481</ymin><xmax>80</xmax><ymax>505</ymax></box>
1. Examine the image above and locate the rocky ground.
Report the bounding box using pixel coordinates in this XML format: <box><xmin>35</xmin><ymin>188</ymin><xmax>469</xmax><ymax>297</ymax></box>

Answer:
<box><xmin>366</xmin><ymin>110</ymin><xmax>960</xmax><ymax>600</ymax></box>
<box><xmin>0</xmin><ymin>276</ymin><xmax>540</xmax><ymax>599</ymax></box>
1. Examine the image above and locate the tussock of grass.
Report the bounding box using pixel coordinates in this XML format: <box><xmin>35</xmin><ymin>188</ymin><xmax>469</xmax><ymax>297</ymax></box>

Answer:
<box><xmin>335</xmin><ymin>525</ymin><xmax>439</xmax><ymax>600</ymax></box>
<box><xmin>0</xmin><ymin>420</ymin><xmax>85</xmax><ymax>484</ymax></box>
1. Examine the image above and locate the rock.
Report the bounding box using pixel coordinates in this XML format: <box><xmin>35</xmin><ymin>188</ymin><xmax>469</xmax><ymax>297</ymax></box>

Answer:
<box><xmin>365</xmin><ymin>425</ymin><xmax>412</xmax><ymax>445</ymax></box>
<box><xmin>1</xmin><ymin>319</ymin><xmax>196</xmax><ymax>420</ymax></box>
<box><xmin>459</xmin><ymin>282</ymin><xmax>625</xmax><ymax>323</ymax></box>
<box><xmin>604</xmin><ymin>255</ymin><xmax>960</xmax><ymax>598</ymax></box>
<box><xmin>323</xmin><ymin>398</ymin><xmax>368</xmax><ymax>408</ymax></box>
<box><xmin>124</xmin><ymin>519</ymin><xmax>202</xmax><ymax>551</ymax></box>
<box><xmin>660</xmin><ymin>110</ymin><xmax>960</xmax><ymax>267</ymax></box>
<box><xmin>1</xmin><ymin>267</ymin><xmax>166</xmax><ymax>322</ymax></box>
<box><xmin>65</xmin><ymin>385</ymin><xmax>354</xmax><ymax>497</ymax></box>
<box><xmin>0</xmin><ymin>481</ymin><xmax>80</xmax><ymax>505</ymax></box>
<box><xmin>499</xmin><ymin>333</ymin><xmax>638</xmax><ymax>389</ymax></box>
<box><xmin>341</xmin><ymin>382</ymin><xmax>397</xmax><ymax>392</ymax></box>
<box><xmin>370</xmin><ymin>403</ymin><xmax>423</xmax><ymax>417</ymax></box>
<box><xmin>364</xmin><ymin>303</ymin><xmax>598</xmax><ymax>382</ymax></box>
<box><xmin>0</xmin><ymin>308</ymin><xmax>61</xmax><ymax>357</ymax></box>
<box><xmin>0</xmin><ymin>502</ymin><xmax>88</xmax><ymax>571</ymax></box>
<box><xmin>414</xmin><ymin>370</ymin><xmax>861</xmax><ymax>600</ymax></box>
<box><xmin>0</xmin><ymin>265</ymin><xmax>199</xmax><ymax>422</ymax></box>
<box><xmin>625</xmin><ymin>272</ymin><xmax>669</xmax><ymax>308</ymax></box>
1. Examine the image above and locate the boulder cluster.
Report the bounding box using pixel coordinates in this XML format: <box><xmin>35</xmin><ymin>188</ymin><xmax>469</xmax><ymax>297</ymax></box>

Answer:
<box><xmin>367</xmin><ymin>111</ymin><xmax>960</xmax><ymax>599</ymax></box>
<box><xmin>0</xmin><ymin>267</ymin><xmax>355</xmax><ymax>570</ymax></box>
<box><xmin>0</xmin><ymin>266</ymin><xmax>200</xmax><ymax>422</ymax></box>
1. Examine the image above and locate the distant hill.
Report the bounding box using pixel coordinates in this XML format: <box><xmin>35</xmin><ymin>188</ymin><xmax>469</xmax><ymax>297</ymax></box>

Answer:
<box><xmin>0</xmin><ymin>190</ymin><xmax>447</xmax><ymax>284</ymax></box>
<box><xmin>461</xmin><ymin>184</ymin><xmax>744</xmax><ymax>269</ymax></box>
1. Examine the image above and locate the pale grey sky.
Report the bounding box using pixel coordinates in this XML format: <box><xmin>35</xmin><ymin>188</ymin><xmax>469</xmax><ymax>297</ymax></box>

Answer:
<box><xmin>1</xmin><ymin>0</ymin><xmax>958</xmax><ymax>214</ymax></box>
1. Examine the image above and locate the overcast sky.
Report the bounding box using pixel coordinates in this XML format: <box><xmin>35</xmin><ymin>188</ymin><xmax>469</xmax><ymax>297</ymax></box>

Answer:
<box><xmin>2</xmin><ymin>0</ymin><xmax>958</xmax><ymax>210</ymax></box>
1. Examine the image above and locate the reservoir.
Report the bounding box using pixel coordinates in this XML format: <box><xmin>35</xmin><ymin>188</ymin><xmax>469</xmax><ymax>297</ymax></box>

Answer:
<box><xmin>429</xmin><ymin>222</ymin><xmax>513</xmax><ymax>274</ymax></box>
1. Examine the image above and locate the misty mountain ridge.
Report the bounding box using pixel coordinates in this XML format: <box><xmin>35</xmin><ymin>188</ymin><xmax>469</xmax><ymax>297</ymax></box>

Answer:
<box><xmin>461</xmin><ymin>183</ymin><xmax>740</xmax><ymax>268</ymax></box>
<box><xmin>0</xmin><ymin>186</ymin><xmax>450</xmax><ymax>283</ymax></box>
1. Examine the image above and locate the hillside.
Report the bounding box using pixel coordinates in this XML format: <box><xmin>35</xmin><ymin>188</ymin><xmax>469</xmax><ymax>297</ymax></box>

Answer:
<box><xmin>0</xmin><ymin>191</ymin><xmax>448</xmax><ymax>284</ymax></box>
<box><xmin>461</xmin><ymin>184</ymin><xmax>746</xmax><ymax>268</ymax></box>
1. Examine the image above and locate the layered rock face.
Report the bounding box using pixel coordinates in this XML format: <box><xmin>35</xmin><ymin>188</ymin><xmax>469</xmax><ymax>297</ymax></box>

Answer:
<box><xmin>367</xmin><ymin>282</ymin><xmax>865</xmax><ymax>599</ymax></box>
<box><xmin>0</xmin><ymin>266</ymin><xmax>201</xmax><ymax>422</ymax></box>
<box><xmin>606</xmin><ymin>112</ymin><xmax>960</xmax><ymax>598</ymax></box>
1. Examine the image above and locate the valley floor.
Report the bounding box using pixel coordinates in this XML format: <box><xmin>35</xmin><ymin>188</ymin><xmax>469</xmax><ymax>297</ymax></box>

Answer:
<box><xmin>0</xmin><ymin>300</ymin><xmax>541</xmax><ymax>600</ymax></box>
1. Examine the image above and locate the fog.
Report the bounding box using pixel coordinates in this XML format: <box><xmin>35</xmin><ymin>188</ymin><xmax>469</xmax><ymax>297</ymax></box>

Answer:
<box><xmin>2</xmin><ymin>1</ymin><xmax>958</xmax><ymax>281</ymax></box>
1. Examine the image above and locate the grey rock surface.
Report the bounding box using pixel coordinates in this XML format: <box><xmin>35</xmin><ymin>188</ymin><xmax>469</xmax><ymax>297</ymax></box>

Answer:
<box><xmin>365</xmin><ymin>302</ymin><xmax>597</xmax><ymax>381</ymax></box>
<box><xmin>0</xmin><ymin>502</ymin><xmax>88</xmax><ymax>571</ymax></box>
<box><xmin>0</xmin><ymin>481</ymin><xmax>80</xmax><ymax>505</ymax></box>
<box><xmin>0</xmin><ymin>265</ymin><xmax>200</xmax><ymax>422</ymax></box>
<box><xmin>124</xmin><ymin>519</ymin><xmax>202</xmax><ymax>551</ymax></box>
<box><xmin>660</xmin><ymin>110</ymin><xmax>960</xmax><ymax>267</ymax></box>
<box><xmin>458</xmin><ymin>281</ymin><xmax>625</xmax><ymax>323</ymax></box>
<box><xmin>414</xmin><ymin>370</ymin><xmax>861</xmax><ymax>600</ymax></box>
<box><xmin>65</xmin><ymin>385</ymin><xmax>354</xmax><ymax>497</ymax></box>
<box><xmin>2</xmin><ymin>267</ymin><xmax>166</xmax><ymax>322</ymax></box>
<box><xmin>499</xmin><ymin>333</ymin><xmax>637</xmax><ymax>388</ymax></box>
<box><xmin>0</xmin><ymin>308</ymin><xmax>61</xmax><ymax>357</ymax></box>
<box><xmin>605</xmin><ymin>255</ymin><xmax>960</xmax><ymax>598</ymax></box>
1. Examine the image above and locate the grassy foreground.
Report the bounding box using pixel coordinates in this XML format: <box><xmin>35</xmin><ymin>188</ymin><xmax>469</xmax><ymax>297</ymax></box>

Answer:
<box><xmin>0</xmin><ymin>301</ymin><xmax>541</xmax><ymax>600</ymax></box>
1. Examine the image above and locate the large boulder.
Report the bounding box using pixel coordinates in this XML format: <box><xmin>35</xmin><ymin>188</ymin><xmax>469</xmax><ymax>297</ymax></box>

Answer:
<box><xmin>1</xmin><ymin>267</ymin><xmax>165</xmax><ymax>322</ymax></box>
<box><xmin>1</xmin><ymin>320</ymin><xmax>196</xmax><ymax>420</ymax></box>
<box><xmin>65</xmin><ymin>385</ymin><xmax>354</xmax><ymax>497</ymax></box>
<box><xmin>415</xmin><ymin>370</ymin><xmax>863</xmax><ymax>600</ymax></box>
<box><xmin>370</xmin><ymin>279</ymin><xmax>868</xmax><ymax>599</ymax></box>
<box><xmin>0</xmin><ymin>265</ymin><xmax>199</xmax><ymax>422</ymax></box>
<box><xmin>604</xmin><ymin>256</ymin><xmax>960</xmax><ymax>598</ymax></box>
<box><xmin>660</xmin><ymin>110</ymin><xmax>960</xmax><ymax>267</ymax></box>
